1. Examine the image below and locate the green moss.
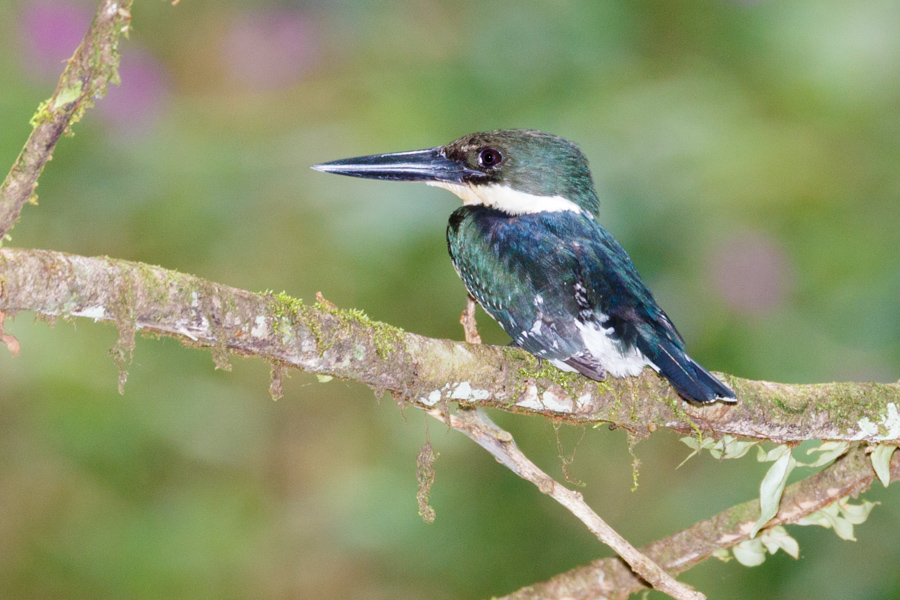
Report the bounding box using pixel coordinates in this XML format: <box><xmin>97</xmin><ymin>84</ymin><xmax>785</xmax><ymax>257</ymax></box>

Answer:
<box><xmin>267</xmin><ymin>292</ymin><xmax>405</xmax><ymax>360</ymax></box>
<box><xmin>626</xmin><ymin>431</ymin><xmax>642</xmax><ymax>491</ymax></box>
<box><xmin>311</xmin><ymin>299</ymin><xmax>405</xmax><ymax>359</ymax></box>
<box><xmin>371</xmin><ymin>321</ymin><xmax>405</xmax><ymax>359</ymax></box>
<box><xmin>185</xmin><ymin>278</ymin><xmax>232</xmax><ymax>371</ymax></box>
<box><xmin>271</xmin><ymin>291</ymin><xmax>304</xmax><ymax>316</ymax></box>
<box><xmin>593</xmin><ymin>379</ymin><xmax>611</xmax><ymax>395</ymax></box>
<box><xmin>803</xmin><ymin>382</ymin><xmax>897</xmax><ymax>435</ymax></box>
<box><xmin>517</xmin><ymin>361</ymin><xmax>583</xmax><ymax>397</ymax></box>
<box><xmin>772</xmin><ymin>394</ymin><xmax>807</xmax><ymax>415</ymax></box>
<box><xmin>502</xmin><ymin>354</ymin><xmax>534</xmax><ymax>406</ymax></box>
<box><xmin>728</xmin><ymin>377</ymin><xmax>751</xmax><ymax>405</ymax></box>
<box><xmin>270</xmin><ymin>292</ymin><xmax>313</xmax><ymax>344</ymax></box>
<box><xmin>107</xmin><ymin>267</ymin><xmax>136</xmax><ymax>394</ymax></box>
<box><xmin>134</xmin><ymin>262</ymin><xmax>170</xmax><ymax>308</ymax></box>
<box><xmin>663</xmin><ymin>394</ymin><xmax>703</xmax><ymax>438</ymax></box>
<box><xmin>601</xmin><ymin>380</ymin><xmax>624</xmax><ymax>422</ymax></box>
<box><xmin>29</xmin><ymin>99</ymin><xmax>54</xmax><ymax>128</ymax></box>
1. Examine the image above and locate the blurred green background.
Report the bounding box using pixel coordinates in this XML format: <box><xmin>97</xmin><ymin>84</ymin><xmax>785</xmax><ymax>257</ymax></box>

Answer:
<box><xmin>2</xmin><ymin>0</ymin><xmax>899</xmax><ymax>598</ymax></box>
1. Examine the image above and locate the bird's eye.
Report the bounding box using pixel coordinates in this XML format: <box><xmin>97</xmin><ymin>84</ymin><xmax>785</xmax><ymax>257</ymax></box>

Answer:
<box><xmin>478</xmin><ymin>147</ymin><xmax>503</xmax><ymax>168</ymax></box>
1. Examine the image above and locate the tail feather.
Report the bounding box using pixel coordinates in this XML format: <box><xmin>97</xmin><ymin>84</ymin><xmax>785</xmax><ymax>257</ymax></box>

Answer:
<box><xmin>646</xmin><ymin>340</ymin><xmax>736</xmax><ymax>404</ymax></box>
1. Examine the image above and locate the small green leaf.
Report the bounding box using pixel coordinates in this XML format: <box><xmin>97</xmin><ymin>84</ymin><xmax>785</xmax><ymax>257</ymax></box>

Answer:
<box><xmin>751</xmin><ymin>445</ymin><xmax>796</xmax><ymax>537</ymax></box>
<box><xmin>803</xmin><ymin>440</ymin><xmax>850</xmax><ymax>468</ymax></box>
<box><xmin>680</xmin><ymin>436</ymin><xmax>702</xmax><ymax>451</ymax></box>
<box><xmin>797</xmin><ymin>510</ymin><xmax>830</xmax><ymax>528</ymax></box>
<box><xmin>678</xmin><ymin>436</ymin><xmax>715</xmax><ymax>468</ymax></box>
<box><xmin>811</xmin><ymin>504</ymin><xmax>848</xmax><ymax>537</ymax></box>
<box><xmin>678</xmin><ymin>435</ymin><xmax>758</xmax><ymax>467</ymax></box>
<box><xmin>870</xmin><ymin>444</ymin><xmax>897</xmax><ymax>487</ymax></box>
<box><xmin>796</xmin><ymin>500</ymin><xmax>876</xmax><ymax>542</ymax></box>
<box><xmin>52</xmin><ymin>81</ymin><xmax>84</xmax><ymax>110</ymax></box>
<box><xmin>680</xmin><ymin>436</ymin><xmax>715</xmax><ymax>451</ymax></box>
<box><xmin>838</xmin><ymin>498</ymin><xmax>878</xmax><ymax>525</ymax></box>
<box><xmin>757</xmin><ymin>443</ymin><xmax>791</xmax><ymax>463</ymax></box>
<box><xmin>316</xmin><ymin>374</ymin><xmax>333</xmax><ymax>383</ymax></box>
<box><xmin>830</xmin><ymin>515</ymin><xmax>856</xmax><ymax>541</ymax></box>
<box><xmin>760</xmin><ymin>525</ymin><xmax>799</xmax><ymax>559</ymax></box>
<box><xmin>710</xmin><ymin>435</ymin><xmax>758</xmax><ymax>460</ymax></box>
<box><xmin>711</xmin><ymin>548</ymin><xmax>733</xmax><ymax>562</ymax></box>
<box><xmin>733</xmin><ymin>537</ymin><xmax>767</xmax><ymax>567</ymax></box>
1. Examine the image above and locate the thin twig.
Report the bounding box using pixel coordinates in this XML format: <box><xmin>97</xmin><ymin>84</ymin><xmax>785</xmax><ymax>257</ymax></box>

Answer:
<box><xmin>424</xmin><ymin>406</ymin><xmax>705</xmax><ymax>600</ymax></box>
<box><xmin>460</xmin><ymin>295</ymin><xmax>482</xmax><ymax>344</ymax></box>
<box><xmin>0</xmin><ymin>311</ymin><xmax>20</xmax><ymax>356</ymax></box>
<box><xmin>0</xmin><ymin>0</ymin><xmax>134</xmax><ymax>238</ymax></box>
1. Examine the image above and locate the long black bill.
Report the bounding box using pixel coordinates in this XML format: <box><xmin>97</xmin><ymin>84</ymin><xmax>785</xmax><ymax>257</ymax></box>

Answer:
<box><xmin>312</xmin><ymin>147</ymin><xmax>472</xmax><ymax>183</ymax></box>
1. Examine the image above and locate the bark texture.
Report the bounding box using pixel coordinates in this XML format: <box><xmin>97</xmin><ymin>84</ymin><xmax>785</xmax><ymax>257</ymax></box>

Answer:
<box><xmin>0</xmin><ymin>0</ymin><xmax>134</xmax><ymax>238</ymax></box>
<box><xmin>1</xmin><ymin>247</ymin><xmax>898</xmax><ymax>445</ymax></box>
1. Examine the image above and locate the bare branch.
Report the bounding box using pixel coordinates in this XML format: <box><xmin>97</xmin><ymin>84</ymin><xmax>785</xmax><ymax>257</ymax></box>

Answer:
<box><xmin>1</xmin><ymin>247</ymin><xmax>898</xmax><ymax>444</ymax></box>
<box><xmin>461</xmin><ymin>295</ymin><xmax>483</xmax><ymax>344</ymax></box>
<box><xmin>500</xmin><ymin>445</ymin><xmax>900</xmax><ymax>600</ymax></box>
<box><xmin>0</xmin><ymin>0</ymin><xmax>134</xmax><ymax>238</ymax></box>
<box><xmin>426</xmin><ymin>407</ymin><xmax>704</xmax><ymax>600</ymax></box>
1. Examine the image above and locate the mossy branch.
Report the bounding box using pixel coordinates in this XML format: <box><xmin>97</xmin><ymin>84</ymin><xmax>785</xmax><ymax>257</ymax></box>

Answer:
<box><xmin>0</xmin><ymin>0</ymin><xmax>134</xmax><ymax>239</ymax></box>
<box><xmin>501</xmin><ymin>445</ymin><xmax>900</xmax><ymax>600</ymax></box>
<box><xmin>2</xmin><ymin>248</ymin><xmax>899</xmax><ymax>600</ymax></box>
<box><xmin>1</xmin><ymin>247</ymin><xmax>898</xmax><ymax>445</ymax></box>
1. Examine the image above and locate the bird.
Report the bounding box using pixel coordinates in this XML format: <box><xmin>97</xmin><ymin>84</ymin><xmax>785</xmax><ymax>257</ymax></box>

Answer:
<box><xmin>312</xmin><ymin>129</ymin><xmax>736</xmax><ymax>404</ymax></box>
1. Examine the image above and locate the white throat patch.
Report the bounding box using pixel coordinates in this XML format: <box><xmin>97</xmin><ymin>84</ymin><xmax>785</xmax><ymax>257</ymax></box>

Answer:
<box><xmin>428</xmin><ymin>182</ymin><xmax>585</xmax><ymax>216</ymax></box>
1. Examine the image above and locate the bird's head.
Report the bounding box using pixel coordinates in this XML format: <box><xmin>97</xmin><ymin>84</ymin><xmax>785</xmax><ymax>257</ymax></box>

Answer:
<box><xmin>313</xmin><ymin>129</ymin><xmax>600</xmax><ymax>216</ymax></box>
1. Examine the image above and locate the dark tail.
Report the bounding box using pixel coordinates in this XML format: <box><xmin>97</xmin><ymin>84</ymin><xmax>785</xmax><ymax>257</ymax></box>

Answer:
<box><xmin>644</xmin><ymin>340</ymin><xmax>736</xmax><ymax>404</ymax></box>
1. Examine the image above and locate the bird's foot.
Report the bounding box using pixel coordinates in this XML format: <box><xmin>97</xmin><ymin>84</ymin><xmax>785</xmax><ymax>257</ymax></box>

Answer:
<box><xmin>562</xmin><ymin>354</ymin><xmax>607</xmax><ymax>381</ymax></box>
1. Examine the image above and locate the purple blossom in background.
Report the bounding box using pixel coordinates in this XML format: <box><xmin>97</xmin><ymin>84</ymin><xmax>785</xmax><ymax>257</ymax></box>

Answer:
<box><xmin>221</xmin><ymin>9</ymin><xmax>320</xmax><ymax>91</ymax></box>
<box><xmin>97</xmin><ymin>48</ymin><xmax>170</xmax><ymax>138</ymax></box>
<box><xmin>18</xmin><ymin>0</ymin><xmax>92</xmax><ymax>82</ymax></box>
<box><xmin>711</xmin><ymin>231</ymin><xmax>794</xmax><ymax>315</ymax></box>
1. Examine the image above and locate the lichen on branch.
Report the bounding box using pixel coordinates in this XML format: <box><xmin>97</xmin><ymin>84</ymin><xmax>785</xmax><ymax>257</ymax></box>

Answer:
<box><xmin>0</xmin><ymin>246</ymin><xmax>898</xmax><ymax>446</ymax></box>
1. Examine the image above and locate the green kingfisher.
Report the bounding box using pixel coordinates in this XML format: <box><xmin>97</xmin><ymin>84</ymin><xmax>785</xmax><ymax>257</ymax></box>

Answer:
<box><xmin>313</xmin><ymin>129</ymin><xmax>736</xmax><ymax>404</ymax></box>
